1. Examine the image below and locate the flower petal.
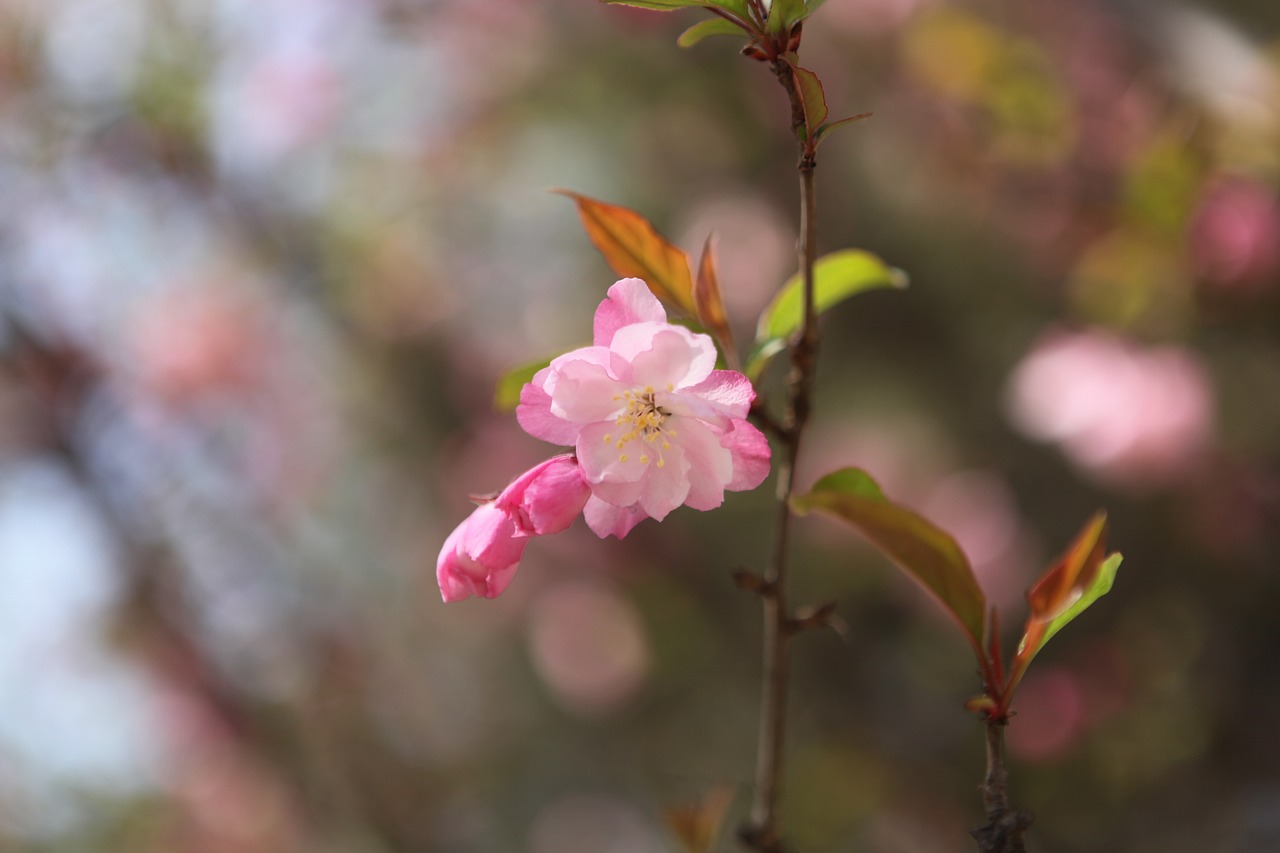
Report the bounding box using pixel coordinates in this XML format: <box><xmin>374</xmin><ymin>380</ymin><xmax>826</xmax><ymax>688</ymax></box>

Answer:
<box><xmin>593</xmin><ymin>277</ymin><xmax>667</xmax><ymax>346</ymax></box>
<box><xmin>678</xmin><ymin>370</ymin><xmax>756</xmax><ymax>421</ymax></box>
<box><xmin>543</xmin><ymin>346</ymin><xmax>631</xmax><ymax>424</ymax></box>
<box><xmin>669</xmin><ymin>417</ymin><xmax>733</xmax><ymax>511</ymax></box>
<box><xmin>723</xmin><ymin>419</ymin><xmax>771</xmax><ymax>491</ymax></box>
<box><xmin>583</xmin><ymin>496</ymin><xmax>650</xmax><ymax>539</ymax></box>
<box><xmin>575</xmin><ymin>421</ymin><xmax>648</xmax><ymax>508</ymax></box>
<box><xmin>611</xmin><ymin>322</ymin><xmax>716</xmax><ymax>391</ymax></box>
<box><xmin>635</xmin><ymin>441</ymin><xmax>692</xmax><ymax>520</ymax></box>
<box><xmin>517</xmin><ymin>369</ymin><xmax>581</xmax><ymax>445</ymax></box>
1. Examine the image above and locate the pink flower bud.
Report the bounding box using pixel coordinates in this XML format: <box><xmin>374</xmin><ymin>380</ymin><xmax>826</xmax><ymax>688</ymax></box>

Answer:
<box><xmin>437</xmin><ymin>502</ymin><xmax>528</xmax><ymax>602</ymax></box>
<box><xmin>495</xmin><ymin>454</ymin><xmax>591</xmax><ymax>537</ymax></box>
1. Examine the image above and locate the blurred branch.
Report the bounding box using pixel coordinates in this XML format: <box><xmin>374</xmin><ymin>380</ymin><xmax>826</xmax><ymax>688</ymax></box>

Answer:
<box><xmin>970</xmin><ymin>719</ymin><xmax>1033</xmax><ymax>853</ymax></box>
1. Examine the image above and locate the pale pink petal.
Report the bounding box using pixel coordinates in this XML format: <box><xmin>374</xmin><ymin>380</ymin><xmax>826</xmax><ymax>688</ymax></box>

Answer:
<box><xmin>610</xmin><ymin>323</ymin><xmax>716</xmax><ymax>390</ymax></box>
<box><xmin>497</xmin><ymin>455</ymin><xmax>590</xmax><ymax>536</ymax></box>
<box><xmin>517</xmin><ymin>372</ymin><xmax>581</xmax><ymax>445</ymax></box>
<box><xmin>593</xmin><ymin>278</ymin><xmax>667</xmax><ymax>346</ymax></box>
<box><xmin>544</xmin><ymin>347</ymin><xmax>631</xmax><ymax>424</ymax></box>
<box><xmin>575</xmin><ymin>421</ymin><xmax>648</xmax><ymax>508</ymax></box>
<box><xmin>723</xmin><ymin>419</ymin><xmax>772</xmax><ymax>491</ymax></box>
<box><xmin>634</xmin><ymin>442</ymin><xmax>693</xmax><ymax>520</ymax></box>
<box><xmin>583</xmin><ymin>496</ymin><xmax>649</xmax><ymax>539</ymax></box>
<box><xmin>437</xmin><ymin>503</ymin><xmax>529</xmax><ymax>602</ymax></box>
<box><xmin>678</xmin><ymin>370</ymin><xmax>756</xmax><ymax>420</ymax></box>
<box><xmin>670</xmin><ymin>418</ymin><xmax>734</xmax><ymax>511</ymax></box>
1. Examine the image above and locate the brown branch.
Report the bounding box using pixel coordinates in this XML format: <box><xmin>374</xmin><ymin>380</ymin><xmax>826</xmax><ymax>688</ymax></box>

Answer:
<box><xmin>970</xmin><ymin>719</ymin><xmax>1034</xmax><ymax>853</ymax></box>
<box><xmin>740</xmin><ymin>51</ymin><xmax>823</xmax><ymax>853</ymax></box>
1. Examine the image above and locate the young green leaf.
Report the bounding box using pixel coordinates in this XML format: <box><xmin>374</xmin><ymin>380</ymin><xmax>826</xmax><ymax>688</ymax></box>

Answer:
<box><xmin>601</xmin><ymin>0</ymin><xmax>716</xmax><ymax>9</ymax></box>
<box><xmin>693</xmin><ymin>236</ymin><xmax>738</xmax><ymax>368</ymax></box>
<box><xmin>758</xmin><ymin>250</ymin><xmax>907</xmax><ymax>340</ymax></box>
<box><xmin>814</xmin><ymin>112</ymin><xmax>874</xmax><ymax>145</ymax></box>
<box><xmin>765</xmin><ymin>0</ymin><xmax>809</xmax><ymax>34</ymax></box>
<box><xmin>1027</xmin><ymin>512</ymin><xmax>1109</xmax><ymax>624</ymax></box>
<box><xmin>554</xmin><ymin>190</ymin><xmax>696</xmax><ymax>317</ymax></box>
<box><xmin>678</xmin><ymin>17</ymin><xmax>748</xmax><ymax>47</ymax></box>
<box><xmin>1028</xmin><ymin>552</ymin><xmax>1123</xmax><ymax>659</ymax></box>
<box><xmin>807</xmin><ymin>466</ymin><xmax>886</xmax><ymax>501</ymax></box>
<box><xmin>746</xmin><ymin>250</ymin><xmax>906</xmax><ymax>378</ymax></box>
<box><xmin>601</xmin><ymin>0</ymin><xmax>752</xmax><ymax>16</ymax></box>
<box><xmin>1002</xmin><ymin>513</ymin><xmax>1121</xmax><ymax>707</ymax></box>
<box><xmin>493</xmin><ymin>356</ymin><xmax>554</xmax><ymax>412</ymax></box>
<box><xmin>744</xmin><ymin>338</ymin><xmax>786</xmax><ymax>382</ymax></box>
<box><xmin>793</xmin><ymin>466</ymin><xmax>987</xmax><ymax>656</ymax></box>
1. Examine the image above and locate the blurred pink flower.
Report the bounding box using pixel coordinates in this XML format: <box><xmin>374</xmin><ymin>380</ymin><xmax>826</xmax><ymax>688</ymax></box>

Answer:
<box><xmin>1188</xmin><ymin>176</ymin><xmax>1280</xmax><ymax>292</ymax></box>
<box><xmin>1005</xmin><ymin>328</ymin><xmax>1214</xmax><ymax>488</ymax></box>
<box><xmin>437</xmin><ymin>456</ymin><xmax>590</xmax><ymax>602</ymax></box>
<box><xmin>518</xmin><ymin>278</ymin><xmax>770</xmax><ymax>537</ymax></box>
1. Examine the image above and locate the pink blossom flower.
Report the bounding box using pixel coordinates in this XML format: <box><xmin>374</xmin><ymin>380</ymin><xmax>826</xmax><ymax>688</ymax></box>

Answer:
<box><xmin>1005</xmin><ymin>328</ymin><xmax>1214</xmax><ymax>489</ymax></box>
<box><xmin>437</xmin><ymin>455</ymin><xmax>590</xmax><ymax>602</ymax></box>
<box><xmin>517</xmin><ymin>278</ymin><xmax>771</xmax><ymax>537</ymax></box>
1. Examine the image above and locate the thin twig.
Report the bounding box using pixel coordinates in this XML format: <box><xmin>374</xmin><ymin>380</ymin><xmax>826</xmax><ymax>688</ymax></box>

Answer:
<box><xmin>740</xmin><ymin>54</ymin><xmax>822</xmax><ymax>853</ymax></box>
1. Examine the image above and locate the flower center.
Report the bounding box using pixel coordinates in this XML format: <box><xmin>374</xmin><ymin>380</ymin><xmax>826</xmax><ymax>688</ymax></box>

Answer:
<box><xmin>604</xmin><ymin>385</ymin><xmax>677</xmax><ymax>467</ymax></box>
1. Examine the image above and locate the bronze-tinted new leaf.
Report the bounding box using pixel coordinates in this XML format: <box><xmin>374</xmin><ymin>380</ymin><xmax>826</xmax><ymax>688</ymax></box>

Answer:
<box><xmin>789</xmin><ymin>62</ymin><xmax>828</xmax><ymax>138</ymax></box>
<box><xmin>555</xmin><ymin>190</ymin><xmax>696</xmax><ymax>316</ymax></box>
<box><xmin>664</xmin><ymin>787</ymin><xmax>735</xmax><ymax>853</ymax></box>
<box><xmin>694</xmin><ymin>236</ymin><xmax>737</xmax><ymax>368</ymax></box>
<box><xmin>1002</xmin><ymin>514</ymin><xmax>1122</xmax><ymax>709</ymax></box>
<box><xmin>1027</xmin><ymin>512</ymin><xmax>1108</xmax><ymax>623</ymax></box>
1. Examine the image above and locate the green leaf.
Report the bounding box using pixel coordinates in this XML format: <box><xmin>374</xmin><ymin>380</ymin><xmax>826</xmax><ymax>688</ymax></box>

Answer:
<box><xmin>793</xmin><ymin>467</ymin><xmax>987</xmax><ymax>655</ymax></box>
<box><xmin>809</xmin><ymin>467</ymin><xmax>885</xmax><ymax>501</ymax></box>
<box><xmin>744</xmin><ymin>337</ymin><xmax>786</xmax><ymax>382</ymax></box>
<box><xmin>601</xmin><ymin>0</ymin><xmax>750</xmax><ymax>13</ymax></box>
<box><xmin>1028</xmin><ymin>552</ymin><xmax>1123</xmax><ymax>659</ymax></box>
<box><xmin>789</xmin><ymin>63</ymin><xmax>828</xmax><ymax>138</ymax></box>
<box><xmin>493</xmin><ymin>356</ymin><xmax>553</xmax><ymax>412</ymax></box>
<box><xmin>707</xmin><ymin>0</ymin><xmax>752</xmax><ymax>16</ymax></box>
<box><xmin>765</xmin><ymin>0</ymin><xmax>809</xmax><ymax>33</ymax></box>
<box><xmin>814</xmin><ymin>112</ymin><xmax>874</xmax><ymax>145</ymax></box>
<box><xmin>999</xmin><ymin>513</ymin><xmax>1122</xmax><ymax>712</ymax></box>
<box><xmin>678</xmin><ymin>17</ymin><xmax>748</xmax><ymax>47</ymax></box>
<box><xmin>600</xmin><ymin>0</ymin><xmax>714</xmax><ymax>9</ymax></box>
<box><xmin>746</xmin><ymin>250</ymin><xmax>906</xmax><ymax>377</ymax></box>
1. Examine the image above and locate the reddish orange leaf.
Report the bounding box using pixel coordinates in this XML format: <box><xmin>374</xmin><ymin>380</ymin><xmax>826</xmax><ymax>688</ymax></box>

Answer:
<box><xmin>554</xmin><ymin>190</ymin><xmax>695</xmax><ymax>316</ymax></box>
<box><xmin>1000</xmin><ymin>513</ymin><xmax>1116</xmax><ymax>712</ymax></box>
<box><xmin>694</xmin><ymin>235</ymin><xmax>738</xmax><ymax>369</ymax></box>
<box><xmin>664</xmin><ymin>786</ymin><xmax>735</xmax><ymax>853</ymax></box>
<box><xmin>1027</xmin><ymin>512</ymin><xmax>1108</xmax><ymax>624</ymax></box>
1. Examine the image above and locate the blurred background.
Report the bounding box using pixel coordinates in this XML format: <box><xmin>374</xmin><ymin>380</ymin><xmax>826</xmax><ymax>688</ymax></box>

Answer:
<box><xmin>0</xmin><ymin>0</ymin><xmax>1277</xmax><ymax>850</ymax></box>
